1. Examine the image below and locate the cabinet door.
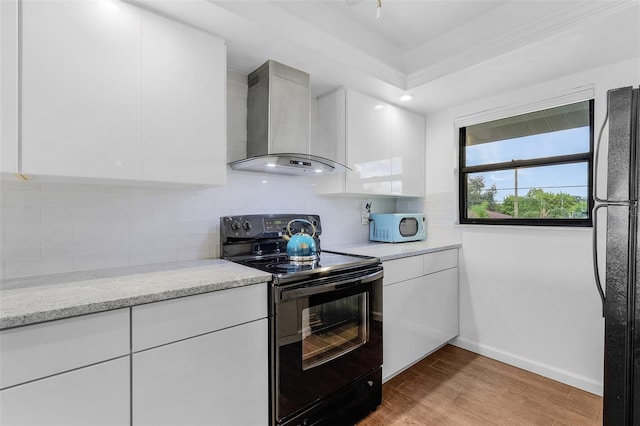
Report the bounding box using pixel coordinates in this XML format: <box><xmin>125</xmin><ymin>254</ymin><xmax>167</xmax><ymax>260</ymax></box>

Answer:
<box><xmin>391</xmin><ymin>106</ymin><xmax>425</xmax><ymax>197</ymax></box>
<box><xmin>141</xmin><ymin>11</ymin><xmax>227</xmax><ymax>185</ymax></box>
<box><xmin>345</xmin><ymin>90</ymin><xmax>393</xmax><ymax>195</ymax></box>
<box><xmin>0</xmin><ymin>357</ymin><xmax>130</xmax><ymax>426</ymax></box>
<box><xmin>423</xmin><ymin>267</ymin><xmax>459</xmax><ymax>354</ymax></box>
<box><xmin>133</xmin><ymin>319</ymin><xmax>268</xmax><ymax>426</ymax></box>
<box><xmin>383</xmin><ymin>276</ymin><xmax>427</xmax><ymax>381</ymax></box>
<box><xmin>21</xmin><ymin>0</ymin><xmax>142</xmax><ymax>180</ymax></box>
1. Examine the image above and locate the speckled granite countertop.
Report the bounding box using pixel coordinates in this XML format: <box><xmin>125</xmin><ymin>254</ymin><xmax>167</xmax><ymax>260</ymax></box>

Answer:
<box><xmin>327</xmin><ymin>240</ymin><xmax>461</xmax><ymax>262</ymax></box>
<box><xmin>0</xmin><ymin>259</ymin><xmax>271</xmax><ymax>330</ymax></box>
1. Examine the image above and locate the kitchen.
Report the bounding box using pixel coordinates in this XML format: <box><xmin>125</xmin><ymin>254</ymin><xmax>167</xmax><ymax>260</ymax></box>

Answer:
<box><xmin>0</xmin><ymin>0</ymin><xmax>639</xmax><ymax>425</ymax></box>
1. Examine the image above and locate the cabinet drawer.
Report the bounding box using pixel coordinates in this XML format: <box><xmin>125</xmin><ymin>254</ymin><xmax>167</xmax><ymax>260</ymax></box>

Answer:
<box><xmin>132</xmin><ymin>284</ymin><xmax>268</xmax><ymax>351</ymax></box>
<box><xmin>423</xmin><ymin>249</ymin><xmax>458</xmax><ymax>276</ymax></box>
<box><xmin>0</xmin><ymin>357</ymin><xmax>130</xmax><ymax>426</ymax></box>
<box><xmin>383</xmin><ymin>256</ymin><xmax>423</xmax><ymax>286</ymax></box>
<box><xmin>0</xmin><ymin>309</ymin><xmax>130</xmax><ymax>389</ymax></box>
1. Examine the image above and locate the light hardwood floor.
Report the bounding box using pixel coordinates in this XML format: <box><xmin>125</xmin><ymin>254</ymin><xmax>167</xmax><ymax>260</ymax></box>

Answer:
<box><xmin>358</xmin><ymin>344</ymin><xmax>602</xmax><ymax>425</ymax></box>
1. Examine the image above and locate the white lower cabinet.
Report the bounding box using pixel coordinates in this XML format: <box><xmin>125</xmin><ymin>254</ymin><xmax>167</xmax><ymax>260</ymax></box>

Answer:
<box><xmin>133</xmin><ymin>318</ymin><xmax>268</xmax><ymax>426</ymax></box>
<box><xmin>0</xmin><ymin>357</ymin><xmax>130</xmax><ymax>426</ymax></box>
<box><xmin>383</xmin><ymin>276</ymin><xmax>427</xmax><ymax>377</ymax></box>
<box><xmin>0</xmin><ymin>285</ymin><xmax>269</xmax><ymax>426</ymax></box>
<box><xmin>0</xmin><ymin>309</ymin><xmax>131</xmax><ymax>426</ymax></box>
<box><xmin>382</xmin><ymin>250</ymin><xmax>459</xmax><ymax>381</ymax></box>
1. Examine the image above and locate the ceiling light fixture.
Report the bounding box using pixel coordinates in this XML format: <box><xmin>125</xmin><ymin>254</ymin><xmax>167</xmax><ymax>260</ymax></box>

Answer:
<box><xmin>374</xmin><ymin>104</ymin><xmax>385</xmax><ymax>110</ymax></box>
<box><xmin>400</xmin><ymin>94</ymin><xmax>414</xmax><ymax>102</ymax></box>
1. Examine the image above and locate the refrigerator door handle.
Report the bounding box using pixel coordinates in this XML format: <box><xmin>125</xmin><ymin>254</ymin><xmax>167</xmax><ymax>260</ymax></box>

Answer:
<box><xmin>592</xmin><ymin>204</ymin><xmax>607</xmax><ymax>316</ymax></box>
<box><xmin>593</xmin><ymin>109</ymin><xmax>609</xmax><ymax>204</ymax></box>
<box><xmin>592</xmin><ymin>201</ymin><xmax>635</xmax><ymax>317</ymax></box>
<box><xmin>593</xmin><ymin>108</ymin><xmax>633</xmax><ymax>204</ymax></box>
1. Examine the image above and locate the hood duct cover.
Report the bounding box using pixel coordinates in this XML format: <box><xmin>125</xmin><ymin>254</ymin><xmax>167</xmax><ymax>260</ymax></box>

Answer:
<box><xmin>228</xmin><ymin>60</ymin><xmax>349</xmax><ymax>175</ymax></box>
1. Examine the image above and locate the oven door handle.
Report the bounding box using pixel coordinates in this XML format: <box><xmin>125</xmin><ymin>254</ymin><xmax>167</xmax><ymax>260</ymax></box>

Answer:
<box><xmin>279</xmin><ymin>270</ymin><xmax>383</xmax><ymax>301</ymax></box>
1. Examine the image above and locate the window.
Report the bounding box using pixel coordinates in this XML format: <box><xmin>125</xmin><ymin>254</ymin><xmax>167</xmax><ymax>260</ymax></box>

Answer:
<box><xmin>459</xmin><ymin>99</ymin><xmax>594</xmax><ymax>226</ymax></box>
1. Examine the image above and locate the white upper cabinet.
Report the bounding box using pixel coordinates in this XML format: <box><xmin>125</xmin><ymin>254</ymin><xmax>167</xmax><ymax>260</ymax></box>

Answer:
<box><xmin>21</xmin><ymin>0</ymin><xmax>142</xmax><ymax>180</ymax></box>
<box><xmin>346</xmin><ymin>89</ymin><xmax>393</xmax><ymax>195</ymax></box>
<box><xmin>391</xmin><ymin>105</ymin><xmax>426</xmax><ymax>197</ymax></box>
<box><xmin>315</xmin><ymin>87</ymin><xmax>425</xmax><ymax>197</ymax></box>
<box><xmin>141</xmin><ymin>10</ymin><xmax>226</xmax><ymax>185</ymax></box>
<box><xmin>14</xmin><ymin>0</ymin><xmax>227</xmax><ymax>185</ymax></box>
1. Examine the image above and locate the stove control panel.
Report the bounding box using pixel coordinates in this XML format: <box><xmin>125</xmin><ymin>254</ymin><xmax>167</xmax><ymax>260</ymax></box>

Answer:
<box><xmin>220</xmin><ymin>214</ymin><xmax>322</xmax><ymax>241</ymax></box>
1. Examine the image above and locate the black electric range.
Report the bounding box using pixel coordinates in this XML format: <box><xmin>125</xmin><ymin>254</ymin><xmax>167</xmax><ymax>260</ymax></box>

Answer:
<box><xmin>220</xmin><ymin>214</ymin><xmax>383</xmax><ymax>426</ymax></box>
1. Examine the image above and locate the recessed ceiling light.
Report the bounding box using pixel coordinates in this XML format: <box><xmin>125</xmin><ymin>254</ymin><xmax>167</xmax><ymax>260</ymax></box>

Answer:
<box><xmin>374</xmin><ymin>105</ymin><xmax>385</xmax><ymax>110</ymax></box>
<box><xmin>400</xmin><ymin>94</ymin><xmax>414</xmax><ymax>102</ymax></box>
<box><xmin>266</xmin><ymin>163</ymin><xmax>276</xmax><ymax>168</ymax></box>
<box><xmin>314</xmin><ymin>169</ymin><xmax>323</xmax><ymax>173</ymax></box>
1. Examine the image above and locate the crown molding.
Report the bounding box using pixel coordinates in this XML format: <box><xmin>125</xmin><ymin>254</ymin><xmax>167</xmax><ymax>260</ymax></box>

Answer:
<box><xmin>405</xmin><ymin>1</ymin><xmax>637</xmax><ymax>89</ymax></box>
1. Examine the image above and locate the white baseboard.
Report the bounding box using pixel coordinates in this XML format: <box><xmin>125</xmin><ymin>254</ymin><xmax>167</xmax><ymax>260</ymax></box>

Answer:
<box><xmin>450</xmin><ymin>337</ymin><xmax>603</xmax><ymax>396</ymax></box>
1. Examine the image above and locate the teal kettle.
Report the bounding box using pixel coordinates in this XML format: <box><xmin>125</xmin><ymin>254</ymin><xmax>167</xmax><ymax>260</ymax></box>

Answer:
<box><xmin>283</xmin><ymin>219</ymin><xmax>317</xmax><ymax>263</ymax></box>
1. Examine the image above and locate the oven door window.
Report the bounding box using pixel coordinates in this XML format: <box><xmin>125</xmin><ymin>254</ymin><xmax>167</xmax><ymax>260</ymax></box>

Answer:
<box><xmin>301</xmin><ymin>292</ymin><xmax>368</xmax><ymax>370</ymax></box>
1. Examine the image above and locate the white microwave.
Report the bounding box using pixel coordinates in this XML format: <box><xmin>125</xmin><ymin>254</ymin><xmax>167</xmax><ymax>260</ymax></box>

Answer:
<box><xmin>369</xmin><ymin>213</ymin><xmax>426</xmax><ymax>243</ymax></box>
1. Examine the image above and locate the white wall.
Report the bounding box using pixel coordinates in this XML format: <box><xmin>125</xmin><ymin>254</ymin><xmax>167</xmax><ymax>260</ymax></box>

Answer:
<box><xmin>0</xmin><ymin>71</ymin><xmax>397</xmax><ymax>280</ymax></box>
<box><xmin>424</xmin><ymin>57</ymin><xmax>640</xmax><ymax>395</ymax></box>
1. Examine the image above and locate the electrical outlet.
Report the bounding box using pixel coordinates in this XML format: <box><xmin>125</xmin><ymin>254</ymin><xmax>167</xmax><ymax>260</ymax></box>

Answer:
<box><xmin>361</xmin><ymin>201</ymin><xmax>372</xmax><ymax>225</ymax></box>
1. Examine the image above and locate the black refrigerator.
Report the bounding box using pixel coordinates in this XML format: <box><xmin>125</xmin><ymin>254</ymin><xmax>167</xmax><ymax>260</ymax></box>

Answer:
<box><xmin>594</xmin><ymin>86</ymin><xmax>640</xmax><ymax>425</ymax></box>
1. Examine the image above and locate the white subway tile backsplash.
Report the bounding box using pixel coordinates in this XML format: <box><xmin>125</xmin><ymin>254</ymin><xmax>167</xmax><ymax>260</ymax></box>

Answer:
<box><xmin>102</xmin><ymin>207</ymin><xmax>152</xmax><ymax>222</ymax></box>
<box><xmin>3</xmin><ymin>191</ymin><xmax>76</xmax><ymax>208</ymax></box>
<box><xmin>41</xmin><ymin>239</ymin><xmax>102</xmax><ymax>257</ymax></box>
<box><xmin>424</xmin><ymin>192</ymin><xmax>462</xmax><ymax>243</ymax></box>
<box><xmin>40</xmin><ymin>182</ymin><xmax>103</xmax><ymax>193</ymax></box>
<box><xmin>195</xmin><ymin>209</ymin><xmax>219</xmax><ymax>222</ymax></box>
<box><xmin>128</xmin><ymin>248</ymin><xmax>178</xmax><ymax>266</ymax></box>
<box><xmin>73</xmin><ymin>192</ymin><xmax>130</xmax><ymax>209</ymax></box>
<box><xmin>102</xmin><ymin>235</ymin><xmax>155</xmax><ymax>254</ymax></box>
<box><xmin>41</xmin><ymin>208</ymin><xmax>102</xmax><ymax>225</ymax></box>
<box><xmin>0</xmin><ymin>240</ymin><xmax>41</xmax><ymax>261</ymax></box>
<box><xmin>153</xmin><ymin>233</ymin><xmax>208</xmax><ymax>250</ymax></box>
<box><xmin>4</xmin><ymin>222</ymin><xmax>43</xmax><ymax>244</ymax></box>
<box><xmin>129</xmin><ymin>193</ymin><xmax>177</xmax><ymax>209</ymax></box>
<box><xmin>2</xmin><ymin>208</ymin><xmax>40</xmax><ymax>225</ymax></box>
<box><xmin>73</xmin><ymin>253</ymin><xmax>129</xmax><ymax>272</ymax></box>
<box><xmin>40</xmin><ymin>222</ymin><xmax>75</xmax><ymax>242</ymax></box>
<box><xmin>176</xmin><ymin>221</ymin><xmax>217</xmax><ymax>235</ymax></box>
<box><xmin>3</xmin><ymin>256</ymin><xmax>72</xmax><ymax>279</ymax></box>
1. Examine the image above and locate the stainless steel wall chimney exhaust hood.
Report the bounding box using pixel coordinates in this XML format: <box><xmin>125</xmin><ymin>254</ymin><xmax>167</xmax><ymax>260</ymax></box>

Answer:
<box><xmin>228</xmin><ymin>60</ymin><xmax>349</xmax><ymax>176</ymax></box>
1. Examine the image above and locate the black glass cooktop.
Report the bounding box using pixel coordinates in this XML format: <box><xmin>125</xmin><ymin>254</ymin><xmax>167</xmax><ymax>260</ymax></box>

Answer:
<box><xmin>235</xmin><ymin>251</ymin><xmax>379</xmax><ymax>282</ymax></box>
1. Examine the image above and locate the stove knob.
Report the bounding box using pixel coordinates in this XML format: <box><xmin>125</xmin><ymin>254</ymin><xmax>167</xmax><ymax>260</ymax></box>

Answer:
<box><xmin>230</xmin><ymin>220</ymin><xmax>241</xmax><ymax>231</ymax></box>
<box><xmin>242</xmin><ymin>220</ymin><xmax>252</xmax><ymax>231</ymax></box>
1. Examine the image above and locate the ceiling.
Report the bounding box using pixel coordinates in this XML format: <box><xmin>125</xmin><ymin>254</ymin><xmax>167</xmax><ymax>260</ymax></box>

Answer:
<box><xmin>130</xmin><ymin>0</ymin><xmax>640</xmax><ymax>114</ymax></box>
